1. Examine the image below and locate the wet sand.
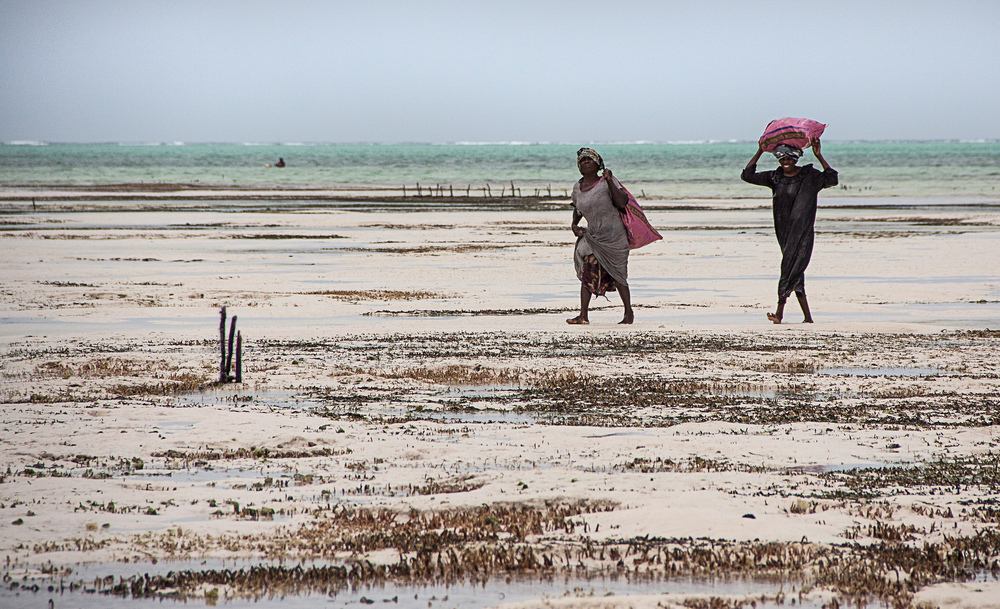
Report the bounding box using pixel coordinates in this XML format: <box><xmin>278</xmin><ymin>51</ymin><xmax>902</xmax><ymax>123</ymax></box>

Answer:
<box><xmin>1</xmin><ymin>194</ymin><xmax>999</xmax><ymax>608</ymax></box>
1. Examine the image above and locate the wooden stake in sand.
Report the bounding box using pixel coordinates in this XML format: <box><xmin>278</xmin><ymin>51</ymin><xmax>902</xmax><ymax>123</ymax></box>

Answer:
<box><xmin>226</xmin><ymin>314</ymin><xmax>238</xmax><ymax>376</ymax></box>
<box><xmin>218</xmin><ymin>306</ymin><xmax>242</xmax><ymax>383</ymax></box>
<box><xmin>219</xmin><ymin>307</ymin><xmax>227</xmax><ymax>382</ymax></box>
<box><xmin>235</xmin><ymin>331</ymin><xmax>242</xmax><ymax>383</ymax></box>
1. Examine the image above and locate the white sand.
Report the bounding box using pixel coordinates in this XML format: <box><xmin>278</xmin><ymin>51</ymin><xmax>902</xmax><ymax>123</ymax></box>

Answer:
<box><xmin>2</xmin><ymin>195</ymin><xmax>999</xmax><ymax>607</ymax></box>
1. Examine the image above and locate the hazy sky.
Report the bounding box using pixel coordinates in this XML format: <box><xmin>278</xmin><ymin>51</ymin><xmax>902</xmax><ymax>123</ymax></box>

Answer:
<box><xmin>2</xmin><ymin>0</ymin><xmax>998</xmax><ymax>143</ymax></box>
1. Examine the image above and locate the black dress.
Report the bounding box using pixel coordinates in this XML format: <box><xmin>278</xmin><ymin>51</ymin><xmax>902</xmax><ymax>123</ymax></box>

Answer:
<box><xmin>741</xmin><ymin>163</ymin><xmax>838</xmax><ymax>303</ymax></box>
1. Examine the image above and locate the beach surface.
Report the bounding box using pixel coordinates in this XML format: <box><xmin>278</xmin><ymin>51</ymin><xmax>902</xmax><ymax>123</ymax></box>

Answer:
<box><xmin>1</xmin><ymin>191</ymin><xmax>999</xmax><ymax>608</ymax></box>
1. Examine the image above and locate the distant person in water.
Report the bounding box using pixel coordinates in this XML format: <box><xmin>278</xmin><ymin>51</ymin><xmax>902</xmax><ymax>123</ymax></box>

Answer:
<box><xmin>742</xmin><ymin>137</ymin><xmax>837</xmax><ymax>323</ymax></box>
<box><xmin>567</xmin><ymin>148</ymin><xmax>633</xmax><ymax>325</ymax></box>
<box><xmin>274</xmin><ymin>158</ymin><xmax>286</xmax><ymax>168</ymax></box>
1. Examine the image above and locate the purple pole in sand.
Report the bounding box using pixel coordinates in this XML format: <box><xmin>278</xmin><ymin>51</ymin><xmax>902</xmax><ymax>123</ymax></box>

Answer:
<box><xmin>219</xmin><ymin>307</ymin><xmax>227</xmax><ymax>383</ymax></box>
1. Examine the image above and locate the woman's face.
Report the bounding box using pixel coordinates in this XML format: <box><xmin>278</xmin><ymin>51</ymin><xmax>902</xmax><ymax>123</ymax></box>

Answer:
<box><xmin>578</xmin><ymin>157</ymin><xmax>599</xmax><ymax>175</ymax></box>
<box><xmin>778</xmin><ymin>156</ymin><xmax>798</xmax><ymax>168</ymax></box>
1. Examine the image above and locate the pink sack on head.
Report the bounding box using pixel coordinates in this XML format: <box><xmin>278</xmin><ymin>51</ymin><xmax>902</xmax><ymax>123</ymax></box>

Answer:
<box><xmin>758</xmin><ymin>117</ymin><xmax>827</xmax><ymax>152</ymax></box>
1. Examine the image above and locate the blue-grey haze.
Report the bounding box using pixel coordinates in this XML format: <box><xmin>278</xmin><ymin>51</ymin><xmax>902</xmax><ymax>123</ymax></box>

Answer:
<box><xmin>1</xmin><ymin>1</ymin><xmax>999</xmax><ymax>143</ymax></box>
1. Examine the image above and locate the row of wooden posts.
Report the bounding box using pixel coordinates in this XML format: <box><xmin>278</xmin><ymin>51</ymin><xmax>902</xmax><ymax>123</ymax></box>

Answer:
<box><xmin>219</xmin><ymin>306</ymin><xmax>242</xmax><ymax>383</ymax></box>
<box><xmin>402</xmin><ymin>182</ymin><xmax>556</xmax><ymax>198</ymax></box>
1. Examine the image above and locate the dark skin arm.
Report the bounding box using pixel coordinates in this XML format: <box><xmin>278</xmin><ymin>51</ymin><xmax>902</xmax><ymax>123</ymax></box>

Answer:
<box><xmin>811</xmin><ymin>137</ymin><xmax>831</xmax><ymax>170</ymax></box>
<box><xmin>603</xmin><ymin>169</ymin><xmax>629</xmax><ymax>210</ymax></box>
<box><xmin>746</xmin><ymin>140</ymin><xmax>766</xmax><ymax>168</ymax></box>
<box><xmin>572</xmin><ymin>209</ymin><xmax>585</xmax><ymax>237</ymax></box>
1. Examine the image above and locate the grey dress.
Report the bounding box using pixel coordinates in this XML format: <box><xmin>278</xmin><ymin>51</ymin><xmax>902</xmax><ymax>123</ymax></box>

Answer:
<box><xmin>572</xmin><ymin>176</ymin><xmax>630</xmax><ymax>288</ymax></box>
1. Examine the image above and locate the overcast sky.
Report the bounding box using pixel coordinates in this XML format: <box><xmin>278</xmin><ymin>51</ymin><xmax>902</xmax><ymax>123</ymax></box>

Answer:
<box><xmin>2</xmin><ymin>0</ymin><xmax>998</xmax><ymax>143</ymax></box>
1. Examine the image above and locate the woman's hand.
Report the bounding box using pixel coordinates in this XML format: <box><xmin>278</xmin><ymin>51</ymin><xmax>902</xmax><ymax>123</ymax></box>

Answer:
<box><xmin>811</xmin><ymin>137</ymin><xmax>831</xmax><ymax>170</ymax></box>
<box><xmin>603</xmin><ymin>168</ymin><xmax>629</xmax><ymax>209</ymax></box>
<box><xmin>746</xmin><ymin>140</ymin><xmax>766</xmax><ymax>168</ymax></box>
<box><xmin>572</xmin><ymin>225</ymin><xmax>586</xmax><ymax>238</ymax></box>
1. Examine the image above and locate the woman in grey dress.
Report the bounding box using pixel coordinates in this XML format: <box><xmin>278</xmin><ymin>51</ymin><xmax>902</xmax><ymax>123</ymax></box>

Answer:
<box><xmin>567</xmin><ymin>148</ymin><xmax>633</xmax><ymax>325</ymax></box>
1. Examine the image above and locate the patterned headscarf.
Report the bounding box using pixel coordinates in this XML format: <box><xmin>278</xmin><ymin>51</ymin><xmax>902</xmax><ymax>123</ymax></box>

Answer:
<box><xmin>576</xmin><ymin>147</ymin><xmax>605</xmax><ymax>171</ymax></box>
<box><xmin>772</xmin><ymin>144</ymin><xmax>803</xmax><ymax>161</ymax></box>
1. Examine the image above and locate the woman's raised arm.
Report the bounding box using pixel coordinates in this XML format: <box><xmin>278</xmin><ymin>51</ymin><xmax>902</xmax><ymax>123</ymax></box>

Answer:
<box><xmin>603</xmin><ymin>169</ymin><xmax>629</xmax><ymax>210</ymax></box>
<box><xmin>746</xmin><ymin>140</ymin><xmax>766</xmax><ymax>169</ymax></box>
<box><xmin>811</xmin><ymin>137</ymin><xmax>831</xmax><ymax>170</ymax></box>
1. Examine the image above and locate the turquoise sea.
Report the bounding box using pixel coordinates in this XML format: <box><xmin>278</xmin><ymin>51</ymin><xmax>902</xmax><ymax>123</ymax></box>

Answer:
<box><xmin>1</xmin><ymin>141</ymin><xmax>998</xmax><ymax>199</ymax></box>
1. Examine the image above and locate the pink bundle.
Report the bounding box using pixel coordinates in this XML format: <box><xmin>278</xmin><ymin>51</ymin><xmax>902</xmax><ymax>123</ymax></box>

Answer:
<box><xmin>758</xmin><ymin>117</ymin><xmax>826</xmax><ymax>152</ymax></box>
<box><xmin>618</xmin><ymin>184</ymin><xmax>662</xmax><ymax>250</ymax></box>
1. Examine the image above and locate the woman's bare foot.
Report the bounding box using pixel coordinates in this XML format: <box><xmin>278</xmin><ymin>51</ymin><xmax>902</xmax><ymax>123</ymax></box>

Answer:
<box><xmin>566</xmin><ymin>316</ymin><xmax>589</xmax><ymax>325</ymax></box>
<box><xmin>766</xmin><ymin>312</ymin><xmax>782</xmax><ymax>324</ymax></box>
<box><xmin>619</xmin><ymin>312</ymin><xmax>634</xmax><ymax>325</ymax></box>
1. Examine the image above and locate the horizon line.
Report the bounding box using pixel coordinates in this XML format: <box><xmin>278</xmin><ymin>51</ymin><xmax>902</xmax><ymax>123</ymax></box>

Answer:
<box><xmin>4</xmin><ymin>138</ymin><xmax>999</xmax><ymax>147</ymax></box>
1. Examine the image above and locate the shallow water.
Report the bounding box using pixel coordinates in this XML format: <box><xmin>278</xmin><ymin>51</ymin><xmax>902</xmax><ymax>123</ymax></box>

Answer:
<box><xmin>0</xmin><ymin>560</ymin><xmax>829</xmax><ymax>609</ymax></box>
<box><xmin>817</xmin><ymin>366</ymin><xmax>941</xmax><ymax>377</ymax></box>
<box><xmin>3</xmin><ymin>141</ymin><xmax>999</xmax><ymax>200</ymax></box>
<box><xmin>4</xmin><ymin>199</ymin><xmax>1000</xmax><ymax>342</ymax></box>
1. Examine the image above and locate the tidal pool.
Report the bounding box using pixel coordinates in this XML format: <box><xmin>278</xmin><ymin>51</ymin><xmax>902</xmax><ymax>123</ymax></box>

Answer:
<box><xmin>1</xmin><ymin>560</ymin><xmax>831</xmax><ymax>609</ymax></box>
<box><xmin>817</xmin><ymin>366</ymin><xmax>941</xmax><ymax>377</ymax></box>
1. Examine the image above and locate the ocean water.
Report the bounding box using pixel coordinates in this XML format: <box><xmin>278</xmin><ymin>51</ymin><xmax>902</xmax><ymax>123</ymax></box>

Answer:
<box><xmin>1</xmin><ymin>141</ymin><xmax>998</xmax><ymax>199</ymax></box>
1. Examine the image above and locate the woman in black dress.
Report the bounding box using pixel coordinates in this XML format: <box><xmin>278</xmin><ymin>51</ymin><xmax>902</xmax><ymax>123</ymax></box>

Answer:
<box><xmin>742</xmin><ymin>137</ymin><xmax>837</xmax><ymax>323</ymax></box>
